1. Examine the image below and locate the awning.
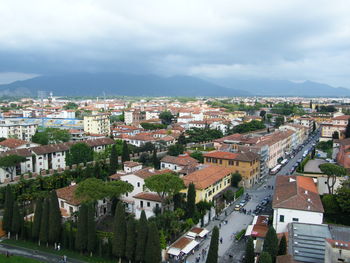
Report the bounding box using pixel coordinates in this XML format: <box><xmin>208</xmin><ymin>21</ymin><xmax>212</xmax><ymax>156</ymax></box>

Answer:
<box><xmin>198</xmin><ymin>229</ymin><xmax>209</xmax><ymax>238</ymax></box>
<box><xmin>245</xmin><ymin>225</ymin><xmax>254</xmax><ymax>236</ymax></box>
<box><xmin>181</xmin><ymin>240</ymin><xmax>199</xmax><ymax>254</ymax></box>
<box><xmin>186</xmin><ymin>232</ymin><xmax>197</xmax><ymax>238</ymax></box>
<box><xmin>167</xmin><ymin>247</ymin><xmax>181</xmax><ymax>256</ymax></box>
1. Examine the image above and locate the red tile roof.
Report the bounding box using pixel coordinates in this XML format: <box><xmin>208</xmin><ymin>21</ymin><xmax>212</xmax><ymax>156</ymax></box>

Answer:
<box><xmin>133</xmin><ymin>192</ymin><xmax>162</xmax><ymax>202</ymax></box>
<box><xmin>56</xmin><ymin>184</ymin><xmax>83</xmax><ymax>206</ymax></box>
<box><xmin>161</xmin><ymin>155</ymin><xmax>199</xmax><ymax>166</ymax></box>
<box><xmin>0</xmin><ymin>138</ymin><xmax>30</xmax><ymax>149</ymax></box>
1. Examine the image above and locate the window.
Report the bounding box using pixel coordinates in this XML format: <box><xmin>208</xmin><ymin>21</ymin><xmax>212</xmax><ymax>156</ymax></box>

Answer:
<box><xmin>69</xmin><ymin>206</ymin><xmax>73</xmax><ymax>214</ymax></box>
<box><xmin>137</xmin><ymin>182</ymin><xmax>140</xmax><ymax>187</ymax></box>
<box><xmin>60</xmin><ymin>201</ymin><xmax>64</xmax><ymax>208</ymax></box>
<box><xmin>279</xmin><ymin>215</ymin><xmax>285</xmax><ymax>222</ymax></box>
<box><xmin>140</xmin><ymin>201</ymin><xmax>143</xmax><ymax>208</ymax></box>
<box><xmin>156</xmin><ymin>203</ymin><xmax>159</xmax><ymax>209</ymax></box>
<box><xmin>292</xmin><ymin>218</ymin><xmax>299</xmax><ymax>222</ymax></box>
<box><xmin>147</xmin><ymin>202</ymin><xmax>151</xmax><ymax>207</ymax></box>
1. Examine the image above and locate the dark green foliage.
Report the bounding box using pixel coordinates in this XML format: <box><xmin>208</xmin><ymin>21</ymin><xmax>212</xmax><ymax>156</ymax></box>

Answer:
<box><xmin>0</xmin><ymin>154</ymin><xmax>26</xmax><ymax>181</ymax></box>
<box><xmin>125</xmin><ymin>219</ymin><xmax>136</xmax><ymax>262</ymax></box>
<box><xmin>113</xmin><ymin>202</ymin><xmax>126</xmax><ymax>259</ymax></box>
<box><xmin>228</xmin><ymin>120</ymin><xmax>265</xmax><ymax>134</ymax></box>
<box><xmin>245</xmin><ymin>237</ymin><xmax>255</xmax><ymax>263</ymax></box>
<box><xmin>270</xmin><ymin>103</ymin><xmax>305</xmax><ymax>116</ymax></box>
<box><xmin>11</xmin><ymin>201</ymin><xmax>21</xmax><ymax>237</ymax></box>
<box><xmin>87</xmin><ymin>204</ymin><xmax>96</xmax><ymax>254</ymax></box>
<box><xmin>48</xmin><ymin>191</ymin><xmax>62</xmax><ymax>244</ymax></box>
<box><xmin>153</xmin><ymin>148</ymin><xmax>160</xmax><ymax>169</ymax></box>
<box><xmin>259</xmin><ymin>252</ymin><xmax>272</xmax><ymax>263</ymax></box>
<box><xmin>313</xmin><ymin>121</ymin><xmax>316</xmax><ymax>132</ymax></box>
<box><xmin>66</xmin><ymin>143</ymin><xmax>93</xmax><ymax>166</ymax></box>
<box><xmin>316</xmin><ymin>140</ymin><xmax>333</xmax><ymax>151</ymax></box>
<box><xmin>159</xmin><ymin>111</ymin><xmax>174</xmax><ymax>125</ymax></box>
<box><xmin>138</xmin><ymin>142</ymin><xmax>155</xmax><ymax>153</ymax></box>
<box><xmin>186</xmin><ymin>183</ymin><xmax>196</xmax><ymax>219</ymax></box>
<box><xmin>32</xmin><ymin>128</ymin><xmax>71</xmax><ymax>145</ymax></box>
<box><xmin>122</xmin><ymin>141</ymin><xmax>130</xmax><ymax>163</ymax></box>
<box><xmin>274</xmin><ymin>116</ymin><xmax>285</xmax><ymax>128</ymax></box>
<box><xmin>109</xmin><ymin>144</ymin><xmax>119</xmax><ymax>175</ymax></box>
<box><xmin>39</xmin><ymin>198</ymin><xmax>49</xmax><ymax>245</ymax></box>
<box><xmin>63</xmin><ymin>102</ymin><xmax>78</xmax><ymax>110</ymax></box>
<box><xmin>318</xmin><ymin>105</ymin><xmax>337</xmax><ymax>113</ymax></box>
<box><xmin>346</xmin><ymin>119</ymin><xmax>350</xmax><ymax>138</ymax></box>
<box><xmin>187</xmin><ymin>127</ymin><xmax>223</xmax><ymax>143</ymax></box>
<box><xmin>278</xmin><ymin>234</ymin><xmax>287</xmax><ymax>255</ymax></box>
<box><xmin>140</xmin><ymin>123</ymin><xmax>167</xmax><ymax>130</ymax></box>
<box><xmin>231</xmin><ymin>172</ymin><xmax>242</xmax><ymax>187</ymax></box>
<box><xmin>135</xmin><ymin>210</ymin><xmax>148</xmax><ymax>262</ymax></box>
<box><xmin>206</xmin><ymin>226</ymin><xmax>219</xmax><ymax>263</ymax></box>
<box><xmin>145</xmin><ymin>222</ymin><xmax>161</xmax><ymax>263</ymax></box>
<box><xmin>178</xmin><ymin>133</ymin><xmax>186</xmax><ymax>145</ymax></box>
<box><xmin>3</xmin><ymin>185</ymin><xmax>14</xmax><ymax>233</ymax></box>
<box><xmin>190</xmin><ymin>151</ymin><xmax>204</xmax><ymax>163</ymax></box>
<box><xmin>75</xmin><ymin>203</ymin><xmax>88</xmax><ymax>252</ymax></box>
<box><xmin>32</xmin><ymin>198</ymin><xmax>43</xmax><ymax>240</ymax></box>
<box><xmin>167</xmin><ymin>143</ymin><xmax>185</xmax><ymax>156</ymax></box>
<box><xmin>263</xmin><ymin>227</ymin><xmax>278</xmax><ymax>261</ymax></box>
<box><xmin>332</xmin><ymin>131</ymin><xmax>339</xmax><ymax>139</ymax></box>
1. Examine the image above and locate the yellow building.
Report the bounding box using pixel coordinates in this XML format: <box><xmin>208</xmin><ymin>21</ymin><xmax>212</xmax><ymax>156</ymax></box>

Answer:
<box><xmin>228</xmin><ymin>111</ymin><xmax>246</xmax><ymax>119</ymax></box>
<box><xmin>83</xmin><ymin>113</ymin><xmax>110</xmax><ymax>135</ymax></box>
<box><xmin>182</xmin><ymin>166</ymin><xmax>234</xmax><ymax>203</ymax></box>
<box><xmin>203</xmin><ymin>151</ymin><xmax>260</xmax><ymax>188</ymax></box>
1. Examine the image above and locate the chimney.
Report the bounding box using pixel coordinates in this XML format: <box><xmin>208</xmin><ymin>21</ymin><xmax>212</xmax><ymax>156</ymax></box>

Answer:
<box><xmin>305</xmin><ymin>190</ymin><xmax>308</xmax><ymax>194</ymax></box>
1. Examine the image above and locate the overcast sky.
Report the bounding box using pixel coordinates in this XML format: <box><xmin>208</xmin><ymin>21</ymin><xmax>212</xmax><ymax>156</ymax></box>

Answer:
<box><xmin>1</xmin><ymin>0</ymin><xmax>350</xmax><ymax>87</ymax></box>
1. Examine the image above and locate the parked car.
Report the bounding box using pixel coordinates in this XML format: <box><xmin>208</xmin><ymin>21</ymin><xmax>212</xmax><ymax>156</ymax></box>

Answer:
<box><xmin>235</xmin><ymin>204</ymin><xmax>241</xmax><ymax>211</ymax></box>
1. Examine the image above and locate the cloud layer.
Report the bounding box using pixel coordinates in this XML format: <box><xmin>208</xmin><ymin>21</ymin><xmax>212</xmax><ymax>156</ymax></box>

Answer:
<box><xmin>0</xmin><ymin>0</ymin><xmax>350</xmax><ymax>86</ymax></box>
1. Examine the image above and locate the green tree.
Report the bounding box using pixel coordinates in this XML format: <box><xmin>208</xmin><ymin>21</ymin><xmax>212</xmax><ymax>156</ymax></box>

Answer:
<box><xmin>48</xmin><ymin>190</ymin><xmax>62</xmax><ymax>245</ymax></box>
<box><xmin>144</xmin><ymin>222</ymin><xmax>161</xmax><ymax>263</ymax></box>
<box><xmin>319</xmin><ymin>163</ymin><xmax>347</xmax><ymax>194</ymax></box>
<box><xmin>153</xmin><ymin>148</ymin><xmax>160</xmax><ymax>169</ymax></box>
<box><xmin>11</xmin><ymin>201</ymin><xmax>21</xmax><ymax>240</ymax></box>
<box><xmin>135</xmin><ymin>210</ymin><xmax>148</xmax><ymax>262</ymax></box>
<box><xmin>313</xmin><ymin>121</ymin><xmax>316</xmax><ymax>132</ymax></box>
<box><xmin>39</xmin><ymin>198</ymin><xmax>49</xmax><ymax>246</ymax></box>
<box><xmin>259</xmin><ymin>252</ymin><xmax>272</xmax><ymax>263</ymax></box>
<box><xmin>63</xmin><ymin>102</ymin><xmax>78</xmax><ymax>110</ymax></box>
<box><xmin>274</xmin><ymin>116</ymin><xmax>285</xmax><ymax>128</ymax></box>
<box><xmin>263</xmin><ymin>227</ymin><xmax>278</xmax><ymax>262</ymax></box>
<box><xmin>144</xmin><ymin>172</ymin><xmax>185</xmax><ymax>213</ymax></box>
<box><xmin>113</xmin><ymin>202</ymin><xmax>126</xmax><ymax>261</ymax></box>
<box><xmin>231</xmin><ymin>172</ymin><xmax>242</xmax><ymax>187</ymax></box>
<box><xmin>66</xmin><ymin>143</ymin><xmax>93</xmax><ymax>166</ymax></box>
<box><xmin>186</xmin><ymin>183</ymin><xmax>196</xmax><ymax>219</ymax></box>
<box><xmin>336</xmin><ymin>180</ymin><xmax>350</xmax><ymax>214</ymax></box>
<box><xmin>278</xmin><ymin>234</ymin><xmax>287</xmax><ymax>255</ymax></box>
<box><xmin>75</xmin><ymin>203</ymin><xmax>88</xmax><ymax>252</ymax></box>
<box><xmin>190</xmin><ymin>151</ymin><xmax>204</xmax><ymax>163</ymax></box>
<box><xmin>0</xmin><ymin>154</ymin><xmax>26</xmax><ymax>181</ymax></box>
<box><xmin>32</xmin><ymin>128</ymin><xmax>71</xmax><ymax>145</ymax></box>
<box><xmin>245</xmin><ymin>237</ymin><xmax>255</xmax><ymax>263</ymax></box>
<box><xmin>32</xmin><ymin>198</ymin><xmax>43</xmax><ymax>241</ymax></box>
<box><xmin>87</xmin><ymin>203</ymin><xmax>96</xmax><ymax>256</ymax></box>
<box><xmin>109</xmin><ymin>144</ymin><xmax>119</xmax><ymax>175</ymax></box>
<box><xmin>332</xmin><ymin>131</ymin><xmax>339</xmax><ymax>139</ymax></box>
<box><xmin>178</xmin><ymin>133</ymin><xmax>186</xmax><ymax>145</ymax></box>
<box><xmin>122</xmin><ymin>141</ymin><xmax>130</xmax><ymax>163</ymax></box>
<box><xmin>206</xmin><ymin>226</ymin><xmax>219</xmax><ymax>263</ymax></box>
<box><xmin>159</xmin><ymin>111</ymin><xmax>174</xmax><ymax>125</ymax></box>
<box><xmin>125</xmin><ymin>219</ymin><xmax>136</xmax><ymax>262</ymax></box>
<box><xmin>345</xmin><ymin>119</ymin><xmax>350</xmax><ymax>138</ymax></box>
<box><xmin>167</xmin><ymin>143</ymin><xmax>185</xmax><ymax>156</ymax></box>
<box><xmin>3</xmin><ymin>185</ymin><xmax>14</xmax><ymax>235</ymax></box>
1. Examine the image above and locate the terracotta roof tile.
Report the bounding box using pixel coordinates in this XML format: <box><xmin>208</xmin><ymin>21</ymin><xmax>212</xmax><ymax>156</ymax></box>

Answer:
<box><xmin>56</xmin><ymin>184</ymin><xmax>83</xmax><ymax>206</ymax></box>
<box><xmin>161</xmin><ymin>155</ymin><xmax>199</xmax><ymax>166</ymax></box>
<box><xmin>0</xmin><ymin>138</ymin><xmax>30</xmax><ymax>149</ymax></box>
<box><xmin>133</xmin><ymin>192</ymin><xmax>162</xmax><ymax>202</ymax></box>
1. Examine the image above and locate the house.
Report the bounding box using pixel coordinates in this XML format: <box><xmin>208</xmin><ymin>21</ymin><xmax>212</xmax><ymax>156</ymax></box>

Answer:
<box><xmin>133</xmin><ymin>192</ymin><xmax>162</xmax><ymax>219</ymax></box>
<box><xmin>321</xmin><ymin>115</ymin><xmax>350</xmax><ymax>141</ymax></box>
<box><xmin>160</xmin><ymin>155</ymin><xmax>199</xmax><ymax>174</ymax></box>
<box><xmin>336</xmin><ymin>138</ymin><xmax>350</xmax><ymax>168</ymax></box>
<box><xmin>0</xmin><ymin>138</ymin><xmax>39</xmax><ymax>152</ymax></box>
<box><xmin>272</xmin><ymin>175</ymin><xmax>324</xmax><ymax>233</ymax></box>
<box><xmin>0</xmin><ymin>120</ymin><xmax>38</xmax><ymax>141</ymax></box>
<box><xmin>203</xmin><ymin>151</ymin><xmax>260</xmax><ymax>188</ymax></box>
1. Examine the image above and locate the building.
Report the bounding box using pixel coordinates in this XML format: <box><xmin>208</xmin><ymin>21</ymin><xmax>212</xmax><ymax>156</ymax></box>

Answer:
<box><xmin>0</xmin><ymin>138</ymin><xmax>39</xmax><ymax>152</ymax></box>
<box><xmin>321</xmin><ymin>115</ymin><xmax>350</xmax><ymax>141</ymax></box>
<box><xmin>272</xmin><ymin>175</ymin><xmax>324</xmax><ymax>233</ymax></box>
<box><xmin>203</xmin><ymin>151</ymin><xmax>260</xmax><ymax>188</ymax></box>
<box><xmin>336</xmin><ymin>138</ymin><xmax>350</xmax><ymax>168</ymax></box>
<box><xmin>160</xmin><ymin>155</ymin><xmax>199</xmax><ymax>175</ymax></box>
<box><xmin>0</xmin><ymin>120</ymin><xmax>38</xmax><ymax>141</ymax></box>
<box><xmin>83</xmin><ymin>114</ymin><xmax>110</xmax><ymax>135</ymax></box>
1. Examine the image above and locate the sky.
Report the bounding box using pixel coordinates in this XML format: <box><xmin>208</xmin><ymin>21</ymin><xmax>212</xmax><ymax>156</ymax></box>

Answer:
<box><xmin>1</xmin><ymin>0</ymin><xmax>350</xmax><ymax>87</ymax></box>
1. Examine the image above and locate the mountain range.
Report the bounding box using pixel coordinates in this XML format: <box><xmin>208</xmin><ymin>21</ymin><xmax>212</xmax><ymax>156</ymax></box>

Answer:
<box><xmin>0</xmin><ymin>72</ymin><xmax>348</xmax><ymax>97</ymax></box>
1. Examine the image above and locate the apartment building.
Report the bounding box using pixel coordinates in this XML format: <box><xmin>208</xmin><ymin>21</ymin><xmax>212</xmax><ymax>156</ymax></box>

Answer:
<box><xmin>83</xmin><ymin>114</ymin><xmax>110</xmax><ymax>135</ymax></box>
<box><xmin>0</xmin><ymin>119</ymin><xmax>38</xmax><ymax>141</ymax></box>
<box><xmin>321</xmin><ymin>115</ymin><xmax>350</xmax><ymax>141</ymax></box>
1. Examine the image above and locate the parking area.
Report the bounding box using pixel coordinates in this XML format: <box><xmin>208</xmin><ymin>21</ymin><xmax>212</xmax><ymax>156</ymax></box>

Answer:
<box><xmin>304</xmin><ymin>159</ymin><xmax>327</xmax><ymax>173</ymax></box>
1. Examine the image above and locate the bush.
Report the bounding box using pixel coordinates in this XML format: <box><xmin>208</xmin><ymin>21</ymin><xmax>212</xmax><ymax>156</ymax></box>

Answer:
<box><xmin>235</xmin><ymin>229</ymin><xmax>246</xmax><ymax>240</ymax></box>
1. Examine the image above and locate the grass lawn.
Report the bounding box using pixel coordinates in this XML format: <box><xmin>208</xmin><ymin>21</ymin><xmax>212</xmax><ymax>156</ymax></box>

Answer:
<box><xmin>2</xmin><ymin>239</ymin><xmax>114</xmax><ymax>263</ymax></box>
<box><xmin>0</xmin><ymin>254</ymin><xmax>43</xmax><ymax>262</ymax></box>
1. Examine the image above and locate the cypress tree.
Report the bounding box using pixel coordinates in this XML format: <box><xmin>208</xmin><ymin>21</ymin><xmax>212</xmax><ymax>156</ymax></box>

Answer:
<box><xmin>48</xmin><ymin>190</ymin><xmax>62</xmax><ymax>245</ymax></box>
<box><xmin>87</xmin><ymin>203</ymin><xmax>96</xmax><ymax>256</ymax></box>
<box><xmin>11</xmin><ymin>201</ymin><xmax>21</xmax><ymax>240</ymax></box>
<box><xmin>122</xmin><ymin>141</ymin><xmax>130</xmax><ymax>163</ymax></box>
<box><xmin>39</xmin><ymin>198</ymin><xmax>49</xmax><ymax>246</ymax></box>
<box><xmin>259</xmin><ymin>252</ymin><xmax>272</xmax><ymax>263</ymax></box>
<box><xmin>135</xmin><ymin>210</ymin><xmax>148</xmax><ymax>262</ymax></box>
<box><xmin>346</xmin><ymin>119</ymin><xmax>350</xmax><ymax>138</ymax></box>
<box><xmin>278</xmin><ymin>234</ymin><xmax>287</xmax><ymax>256</ymax></box>
<box><xmin>3</xmin><ymin>185</ymin><xmax>14</xmax><ymax>235</ymax></box>
<box><xmin>110</xmin><ymin>144</ymin><xmax>119</xmax><ymax>175</ymax></box>
<box><xmin>245</xmin><ymin>237</ymin><xmax>255</xmax><ymax>263</ymax></box>
<box><xmin>206</xmin><ymin>226</ymin><xmax>219</xmax><ymax>263</ymax></box>
<box><xmin>144</xmin><ymin>222</ymin><xmax>161</xmax><ymax>263</ymax></box>
<box><xmin>178</xmin><ymin>133</ymin><xmax>186</xmax><ymax>145</ymax></box>
<box><xmin>75</xmin><ymin>203</ymin><xmax>88</xmax><ymax>252</ymax></box>
<box><xmin>186</xmin><ymin>183</ymin><xmax>196</xmax><ymax>219</ymax></box>
<box><xmin>152</xmin><ymin>148</ymin><xmax>160</xmax><ymax>169</ymax></box>
<box><xmin>32</xmin><ymin>198</ymin><xmax>43</xmax><ymax>241</ymax></box>
<box><xmin>263</xmin><ymin>226</ymin><xmax>278</xmax><ymax>261</ymax></box>
<box><xmin>113</xmin><ymin>202</ymin><xmax>126</xmax><ymax>261</ymax></box>
<box><xmin>125</xmin><ymin>219</ymin><xmax>136</xmax><ymax>262</ymax></box>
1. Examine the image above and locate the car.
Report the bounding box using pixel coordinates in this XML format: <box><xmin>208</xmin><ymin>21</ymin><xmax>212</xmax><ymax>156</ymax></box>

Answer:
<box><xmin>239</xmin><ymin>201</ymin><xmax>246</xmax><ymax>207</ymax></box>
<box><xmin>261</xmin><ymin>200</ymin><xmax>268</xmax><ymax>206</ymax></box>
<box><xmin>235</xmin><ymin>204</ymin><xmax>241</xmax><ymax>211</ymax></box>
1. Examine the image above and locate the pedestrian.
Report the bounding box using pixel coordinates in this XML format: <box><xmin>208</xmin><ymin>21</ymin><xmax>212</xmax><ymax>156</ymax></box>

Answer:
<box><xmin>63</xmin><ymin>255</ymin><xmax>67</xmax><ymax>263</ymax></box>
<box><xmin>220</xmin><ymin>237</ymin><xmax>223</xmax><ymax>244</ymax></box>
<box><xmin>219</xmin><ymin>223</ymin><xmax>221</xmax><ymax>228</ymax></box>
<box><xmin>57</xmin><ymin>243</ymin><xmax>61</xmax><ymax>251</ymax></box>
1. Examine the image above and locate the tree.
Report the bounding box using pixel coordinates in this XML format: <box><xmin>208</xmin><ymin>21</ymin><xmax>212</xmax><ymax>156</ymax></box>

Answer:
<box><xmin>32</xmin><ymin>128</ymin><xmax>71</xmax><ymax>145</ymax></box>
<box><xmin>153</xmin><ymin>149</ymin><xmax>160</xmax><ymax>169</ymax></box>
<box><xmin>167</xmin><ymin>143</ymin><xmax>185</xmax><ymax>156</ymax></box>
<box><xmin>259</xmin><ymin>252</ymin><xmax>272</xmax><ymax>263</ymax></box>
<box><xmin>159</xmin><ymin>111</ymin><xmax>174</xmax><ymax>125</ymax></box>
<box><xmin>206</xmin><ymin>226</ymin><xmax>219</xmax><ymax>263</ymax></box>
<box><xmin>144</xmin><ymin>222</ymin><xmax>161</xmax><ymax>263</ymax></box>
<box><xmin>76</xmin><ymin>203</ymin><xmax>88</xmax><ymax>252</ymax></box>
<box><xmin>245</xmin><ymin>237</ymin><xmax>255</xmax><ymax>263</ymax></box>
<box><xmin>332</xmin><ymin>131</ymin><xmax>339</xmax><ymax>139</ymax></box>
<box><xmin>336</xmin><ymin>180</ymin><xmax>350</xmax><ymax>214</ymax></box>
<box><xmin>345</xmin><ymin>119</ymin><xmax>350</xmax><ymax>138</ymax></box>
<box><xmin>11</xmin><ymin>201</ymin><xmax>21</xmax><ymax>240</ymax></box>
<box><xmin>190</xmin><ymin>151</ymin><xmax>204</xmax><ymax>163</ymax></box>
<box><xmin>144</xmin><ymin>172</ymin><xmax>185</xmax><ymax>213</ymax></box>
<box><xmin>63</xmin><ymin>102</ymin><xmax>78</xmax><ymax>110</ymax></box>
<box><xmin>32</xmin><ymin>198</ymin><xmax>43</xmax><ymax>241</ymax></box>
<box><xmin>263</xmin><ymin>227</ymin><xmax>278</xmax><ymax>262</ymax></box>
<box><xmin>110</xmin><ymin>144</ymin><xmax>119</xmax><ymax>175</ymax></box>
<box><xmin>113</xmin><ymin>202</ymin><xmax>126</xmax><ymax>261</ymax></box>
<box><xmin>125</xmin><ymin>219</ymin><xmax>136</xmax><ymax>262</ymax></box>
<box><xmin>3</xmin><ymin>185</ymin><xmax>14</xmax><ymax>235</ymax></box>
<box><xmin>186</xmin><ymin>183</ymin><xmax>196</xmax><ymax>219</ymax></box>
<box><xmin>313</xmin><ymin>121</ymin><xmax>316</xmax><ymax>132</ymax></box>
<box><xmin>39</xmin><ymin>198</ymin><xmax>50</xmax><ymax>246</ymax></box>
<box><xmin>135</xmin><ymin>210</ymin><xmax>148</xmax><ymax>262</ymax></box>
<box><xmin>122</xmin><ymin>141</ymin><xmax>130</xmax><ymax>163</ymax></box>
<box><xmin>278</xmin><ymin>234</ymin><xmax>287</xmax><ymax>255</ymax></box>
<box><xmin>0</xmin><ymin>154</ymin><xmax>26</xmax><ymax>181</ymax></box>
<box><xmin>319</xmin><ymin>163</ymin><xmax>347</xmax><ymax>194</ymax></box>
<box><xmin>48</xmin><ymin>191</ymin><xmax>62</xmax><ymax>245</ymax></box>
<box><xmin>231</xmin><ymin>172</ymin><xmax>242</xmax><ymax>187</ymax></box>
<box><xmin>139</xmin><ymin>152</ymin><xmax>150</xmax><ymax>165</ymax></box>
<box><xmin>260</xmin><ymin>110</ymin><xmax>267</xmax><ymax>120</ymax></box>
<box><xmin>178</xmin><ymin>133</ymin><xmax>186</xmax><ymax>145</ymax></box>
<box><xmin>87</xmin><ymin>203</ymin><xmax>96</xmax><ymax>256</ymax></box>
<box><xmin>311</xmin><ymin>148</ymin><xmax>316</xmax><ymax>159</ymax></box>
<box><xmin>66</xmin><ymin>143</ymin><xmax>93</xmax><ymax>166</ymax></box>
<box><xmin>274</xmin><ymin>116</ymin><xmax>284</xmax><ymax>128</ymax></box>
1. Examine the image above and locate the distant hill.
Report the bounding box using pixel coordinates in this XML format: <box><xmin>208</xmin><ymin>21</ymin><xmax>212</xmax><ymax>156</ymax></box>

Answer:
<box><xmin>210</xmin><ymin>78</ymin><xmax>350</xmax><ymax>97</ymax></box>
<box><xmin>0</xmin><ymin>73</ymin><xmax>250</xmax><ymax>97</ymax></box>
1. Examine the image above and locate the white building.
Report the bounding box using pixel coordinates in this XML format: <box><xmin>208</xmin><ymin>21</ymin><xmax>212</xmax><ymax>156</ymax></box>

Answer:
<box><xmin>272</xmin><ymin>175</ymin><xmax>324</xmax><ymax>233</ymax></box>
<box><xmin>0</xmin><ymin>120</ymin><xmax>38</xmax><ymax>141</ymax></box>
